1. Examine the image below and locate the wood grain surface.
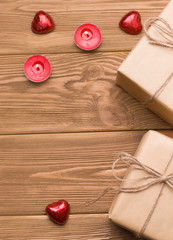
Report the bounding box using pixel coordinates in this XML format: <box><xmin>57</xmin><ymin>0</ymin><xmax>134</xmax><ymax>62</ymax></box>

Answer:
<box><xmin>0</xmin><ymin>214</ymin><xmax>136</xmax><ymax>240</ymax></box>
<box><xmin>0</xmin><ymin>53</ymin><xmax>170</xmax><ymax>134</ymax></box>
<box><xmin>0</xmin><ymin>0</ymin><xmax>172</xmax><ymax>239</ymax></box>
<box><xmin>0</xmin><ymin>131</ymin><xmax>143</xmax><ymax>215</ymax></box>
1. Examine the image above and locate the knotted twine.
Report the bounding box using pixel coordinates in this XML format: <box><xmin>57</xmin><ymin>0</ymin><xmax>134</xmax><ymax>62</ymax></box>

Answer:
<box><xmin>144</xmin><ymin>17</ymin><xmax>173</xmax><ymax>48</ymax></box>
<box><xmin>140</xmin><ymin>17</ymin><xmax>173</xmax><ymax>106</ymax></box>
<box><xmin>86</xmin><ymin>152</ymin><xmax>173</xmax><ymax>238</ymax></box>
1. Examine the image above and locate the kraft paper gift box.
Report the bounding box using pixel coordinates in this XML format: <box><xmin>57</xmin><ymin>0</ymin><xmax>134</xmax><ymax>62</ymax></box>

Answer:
<box><xmin>116</xmin><ymin>0</ymin><xmax>173</xmax><ymax>125</ymax></box>
<box><xmin>109</xmin><ymin>130</ymin><xmax>173</xmax><ymax>240</ymax></box>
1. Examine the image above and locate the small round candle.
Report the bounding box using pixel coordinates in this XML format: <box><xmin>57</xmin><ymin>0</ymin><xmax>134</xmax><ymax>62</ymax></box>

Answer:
<box><xmin>24</xmin><ymin>55</ymin><xmax>51</xmax><ymax>83</ymax></box>
<box><xmin>74</xmin><ymin>23</ymin><xmax>102</xmax><ymax>51</ymax></box>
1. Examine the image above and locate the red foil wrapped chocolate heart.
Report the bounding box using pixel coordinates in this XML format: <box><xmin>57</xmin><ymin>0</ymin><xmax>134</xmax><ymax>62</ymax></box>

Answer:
<box><xmin>46</xmin><ymin>200</ymin><xmax>70</xmax><ymax>225</ymax></box>
<box><xmin>119</xmin><ymin>11</ymin><xmax>142</xmax><ymax>35</ymax></box>
<box><xmin>32</xmin><ymin>10</ymin><xmax>55</xmax><ymax>34</ymax></box>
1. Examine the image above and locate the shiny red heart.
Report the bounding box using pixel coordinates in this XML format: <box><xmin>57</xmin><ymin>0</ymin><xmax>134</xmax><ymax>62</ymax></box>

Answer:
<box><xmin>119</xmin><ymin>11</ymin><xmax>142</xmax><ymax>35</ymax></box>
<box><xmin>32</xmin><ymin>10</ymin><xmax>55</xmax><ymax>34</ymax></box>
<box><xmin>46</xmin><ymin>200</ymin><xmax>70</xmax><ymax>225</ymax></box>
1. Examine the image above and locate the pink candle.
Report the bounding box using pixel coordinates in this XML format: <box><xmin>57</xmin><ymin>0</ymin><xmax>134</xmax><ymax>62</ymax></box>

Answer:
<box><xmin>74</xmin><ymin>23</ymin><xmax>102</xmax><ymax>51</ymax></box>
<box><xmin>24</xmin><ymin>55</ymin><xmax>51</xmax><ymax>83</ymax></box>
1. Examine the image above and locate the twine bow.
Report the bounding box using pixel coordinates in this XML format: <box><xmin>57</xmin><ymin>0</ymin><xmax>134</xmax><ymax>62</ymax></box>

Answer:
<box><xmin>86</xmin><ymin>152</ymin><xmax>173</xmax><ymax>238</ymax></box>
<box><xmin>144</xmin><ymin>17</ymin><xmax>173</xmax><ymax>48</ymax></box>
<box><xmin>139</xmin><ymin>17</ymin><xmax>173</xmax><ymax>106</ymax></box>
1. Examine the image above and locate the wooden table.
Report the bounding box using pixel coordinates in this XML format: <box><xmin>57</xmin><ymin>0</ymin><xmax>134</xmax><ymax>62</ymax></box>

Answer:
<box><xmin>0</xmin><ymin>0</ymin><xmax>171</xmax><ymax>239</ymax></box>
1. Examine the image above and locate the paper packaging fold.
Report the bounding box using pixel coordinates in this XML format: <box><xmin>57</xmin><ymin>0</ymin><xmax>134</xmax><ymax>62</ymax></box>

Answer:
<box><xmin>109</xmin><ymin>130</ymin><xmax>173</xmax><ymax>240</ymax></box>
<box><xmin>116</xmin><ymin>0</ymin><xmax>173</xmax><ymax>125</ymax></box>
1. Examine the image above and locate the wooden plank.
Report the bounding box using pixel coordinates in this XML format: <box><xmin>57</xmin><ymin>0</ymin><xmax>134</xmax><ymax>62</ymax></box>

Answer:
<box><xmin>0</xmin><ymin>214</ymin><xmax>136</xmax><ymax>240</ymax></box>
<box><xmin>0</xmin><ymin>130</ymin><xmax>173</xmax><ymax>216</ymax></box>
<box><xmin>0</xmin><ymin>53</ymin><xmax>170</xmax><ymax>135</ymax></box>
<box><xmin>0</xmin><ymin>0</ymin><xmax>168</xmax><ymax>13</ymax></box>
<box><xmin>0</xmin><ymin>0</ymin><xmax>169</xmax><ymax>54</ymax></box>
<box><xmin>0</xmin><ymin>131</ymin><xmax>142</xmax><ymax>215</ymax></box>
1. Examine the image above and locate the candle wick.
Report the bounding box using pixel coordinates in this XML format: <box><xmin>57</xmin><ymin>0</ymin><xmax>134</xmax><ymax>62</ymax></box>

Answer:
<box><xmin>84</xmin><ymin>31</ymin><xmax>89</xmax><ymax>37</ymax></box>
<box><xmin>36</xmin><ymin>64</ymin><xmax>40</xmax><ymax>70</ymax></box>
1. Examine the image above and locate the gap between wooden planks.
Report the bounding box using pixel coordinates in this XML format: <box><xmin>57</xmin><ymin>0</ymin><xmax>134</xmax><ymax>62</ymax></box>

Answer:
<box><xmin>0</xmin><ymin>0</ymin><xmax>169</xmax><ymax>54</ymax></box>
<box><xmin>0</xmin><ymin>52</ymin><xmax>170</xmax><ymax>135</ymax></box>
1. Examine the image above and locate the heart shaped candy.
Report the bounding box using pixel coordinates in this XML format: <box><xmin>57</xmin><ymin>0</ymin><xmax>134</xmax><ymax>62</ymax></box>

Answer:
<box><xmin>119</xmin><ymin>11</ymin><xmax>142</xmax><ymax>35</ymax></box>
<box><xmin>32</xmin><ymin>10</ymin><xmax>55</xmax><ymax>34</ymax></box>
<box><xmin>46</xmin><ymin>200</ymin><xmax>70</xmax><ymax>225</ymax></box>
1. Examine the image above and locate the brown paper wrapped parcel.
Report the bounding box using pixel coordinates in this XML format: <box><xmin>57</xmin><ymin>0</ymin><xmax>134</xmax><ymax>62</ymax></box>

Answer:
<box><xmin>109</xmin><ymin>130</ymin><xmax>173</xmax><ymax>240</ymax></box>
<box><xmin>116</xmin><ymin>0</ymin><xmax>173</xmax><ymax>125</ymax></box>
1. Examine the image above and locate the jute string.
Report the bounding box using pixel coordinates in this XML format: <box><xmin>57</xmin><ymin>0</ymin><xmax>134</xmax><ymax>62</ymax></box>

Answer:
<box><xmin>144</xmin><ymin>17</ymin><xmax>173</xmax><ymax>48</ymax></box>
<box><xmin>142</xmin><ymin>17</ymin><xmax>173</xmax><ymax>106</ymax></box>
<box><xmin>86</xmin><ymin>152</ymin><xmax>173</xmax><ymax>238</ymax></box>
